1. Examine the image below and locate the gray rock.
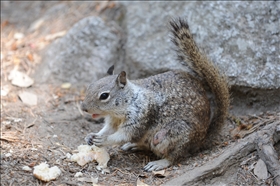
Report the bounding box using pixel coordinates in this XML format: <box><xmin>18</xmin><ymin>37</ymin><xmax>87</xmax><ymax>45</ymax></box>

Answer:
<box><xmin>36</xmin><ymin>16</ymin><xmax>123</xmax><ymax>85</ymax></box>
<box><xmin>122</xmin><ymin>1</ymin><xmax>280</xmax><ymax>89</ymax></box>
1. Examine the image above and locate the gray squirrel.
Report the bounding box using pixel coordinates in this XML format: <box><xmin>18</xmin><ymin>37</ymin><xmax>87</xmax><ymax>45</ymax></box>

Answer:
<box><xmin>81</xmin><ymin>18</ymin><xmax>230</xmax><ymax>171</ymax></box>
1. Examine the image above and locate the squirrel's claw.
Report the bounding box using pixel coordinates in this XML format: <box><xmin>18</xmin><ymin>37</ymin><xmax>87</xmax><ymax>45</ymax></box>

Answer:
<box><xmin>143</xmin><ymin>159</ymin><xmax>171</xmax><ymax>172</ymax></box>
<box><xmin>85</xmin><ymin>133</ymin><xmax>96</xmax><ymax>145</ymax></box>
<box><xmin>121</xmin><ymin>142</ymin><xmax>139</xmax><ymax>151</ymax></box>
<box><xmin>92</xmin><ymin>135</ymin><xmax>106</xmax><ymax>147</ymax></box>
<box><xmin>85</xmin><ymin>133</ymin><xmax>102</xmax><ymax>146</ymax></box>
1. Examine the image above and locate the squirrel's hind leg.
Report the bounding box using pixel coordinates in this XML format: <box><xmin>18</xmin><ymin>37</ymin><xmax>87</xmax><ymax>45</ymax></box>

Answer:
<box><xmin>143</xmin><ymin>159</ymin><xmax>171</xmax><ymax>171</ymax></box>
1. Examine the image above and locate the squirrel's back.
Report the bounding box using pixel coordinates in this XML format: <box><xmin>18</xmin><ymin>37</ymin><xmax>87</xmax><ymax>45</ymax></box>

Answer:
<box><xmin>132</xmin><ymin>70</ymin><xmax>211</xmax><ymax>156</ymax></box>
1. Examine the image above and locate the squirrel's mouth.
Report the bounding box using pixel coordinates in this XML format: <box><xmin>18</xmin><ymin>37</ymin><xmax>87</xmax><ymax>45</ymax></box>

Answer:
<box><xmin>92</xmin><ymin>114</ymin><xmax>101</xmax><ymax>119</ymax></box>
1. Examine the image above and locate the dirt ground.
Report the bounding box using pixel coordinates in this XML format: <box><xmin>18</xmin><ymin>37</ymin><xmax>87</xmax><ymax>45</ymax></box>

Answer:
<box><xmin>1</xmin><ymin>2</ymin><xmax>279</xmax><ymax>186</ymax></box>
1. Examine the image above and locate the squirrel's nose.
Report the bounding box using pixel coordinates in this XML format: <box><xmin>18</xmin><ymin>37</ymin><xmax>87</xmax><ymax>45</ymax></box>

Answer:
<box><xmin>81</xmin><ymin>102</ymin><xmax>88</xmax><ymax>112</ymax></box>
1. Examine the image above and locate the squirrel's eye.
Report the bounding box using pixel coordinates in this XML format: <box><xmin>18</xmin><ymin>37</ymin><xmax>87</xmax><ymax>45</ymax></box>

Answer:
<box><xmin>99</xmin><ymin>93</ymin><xmax>109</xmax><ymax>100</ymax></box>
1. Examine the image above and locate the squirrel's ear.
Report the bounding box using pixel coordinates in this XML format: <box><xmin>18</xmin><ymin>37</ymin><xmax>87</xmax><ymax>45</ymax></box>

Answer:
<box><xmin>107</xmin><ymin>65</ymin><xmax>114</xmax><ymax>75</ymax></box>
<box><xmin>117</xmin><ymin>71</ymin><xmax>127</xmax><ymax>88</ymax></box>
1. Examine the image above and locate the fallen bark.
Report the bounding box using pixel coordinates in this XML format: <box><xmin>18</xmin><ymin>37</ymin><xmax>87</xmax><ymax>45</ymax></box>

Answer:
<box><xmin>164</xmin><ymin>121</ymin><xmax>280</xmax><ymax>186</ymax></box>
<box><xmin>255</xmin><ymin>123</ymin><xmax>280</xmax><ymax>186</ymax></box>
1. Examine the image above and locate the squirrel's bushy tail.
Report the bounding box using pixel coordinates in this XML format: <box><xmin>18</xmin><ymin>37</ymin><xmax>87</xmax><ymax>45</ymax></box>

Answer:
<box><xmin>170</xmin><ymin>18</ymin><xmax>230</xmax><ymax>132</ymax></box>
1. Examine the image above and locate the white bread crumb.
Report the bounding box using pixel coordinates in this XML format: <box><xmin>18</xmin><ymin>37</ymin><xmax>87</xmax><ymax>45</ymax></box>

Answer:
<box><xmin>33</xmin><ymin>162</ymin><xmax>61</xmax><ymax>182</ymax></box>
<box><xmin>22</xmin><ymin>166</ymin><xmax>32</xmax><ymax>171</ymax></box>
<box><xmin>70</xmin><ymin>145</ymin><xmax>110</xmax><ymax>169</ymax></box>
<box><xmin>74</xmin><ymin>171</ymin><xmax>83</xmax><ymax>177</ymax></box>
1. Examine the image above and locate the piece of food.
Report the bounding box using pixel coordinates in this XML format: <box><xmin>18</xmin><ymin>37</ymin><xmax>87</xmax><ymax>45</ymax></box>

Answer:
<box><xmin>33</xmin><ymin>162</ymin><xmax>61</xmax><ymax>182</ymax></box>
<box><xmin>74</xmin><ymin>172</ymin><xmax>83</xmax><ymax>177</ymax></box>
<box><xmin>70</xmin><ymin>145</ymin><xmax>110</xmax><ymax>169</ymax></box>
<box><xmin>22</xmin><ymin>166</ymin><xmax>32</xmax><ymax>171</ymax></box>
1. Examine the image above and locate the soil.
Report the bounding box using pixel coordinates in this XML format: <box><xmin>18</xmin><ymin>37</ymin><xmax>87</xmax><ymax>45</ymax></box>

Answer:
<box><xmin>1</xmin><ymin>2</ymin><xmax>279</xmax><ymax>186</ymax></box>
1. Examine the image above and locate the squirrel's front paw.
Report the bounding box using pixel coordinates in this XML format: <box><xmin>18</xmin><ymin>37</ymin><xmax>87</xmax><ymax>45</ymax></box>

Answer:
<box><xmin>85</xmin><ymin>133</ymin><xmax>107</xmax><ymax>147</ymax></box>
<box><xmin>85</xmin><ymin>133</ymin><xmax>100</xmax><ymax>146</ymax></box>
<box><xmin>92</xmin><ymin>135</ymin><xmax>107</xmax><ymax>147</ymax></box>
<box><xmin>85</xmin><ymin>133</ymin><xmax>96</xmax><ymax>145</ymax></box>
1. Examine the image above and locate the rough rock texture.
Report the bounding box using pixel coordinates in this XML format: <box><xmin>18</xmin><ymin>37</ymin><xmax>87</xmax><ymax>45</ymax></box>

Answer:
<box><xmin>36</xmin><ymin>16</ymin><xmax>124</xmax><ymax>85</ymax></box>
<box><xmin>123</xmin><ymin>1</ymin><xmax>280</xmax><ymax>89</ymax></box>
<box><xmin>38</xmin><ymin>2</ymin><xmax>279</xmax><ymax>89</ymax></box>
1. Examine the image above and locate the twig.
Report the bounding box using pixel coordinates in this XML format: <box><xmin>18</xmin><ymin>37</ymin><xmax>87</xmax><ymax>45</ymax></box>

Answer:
<box><xmin>237</xmin><ymin>172</ymin><xmax>247</xmax><ymax>183</ymax></box>
<box><xmin>249</xmin><ymin>171</ymin><xmax>260</xmax><ymax>182</ymax></box>
<box><xmin>23</xmin><ymin>117</ymin><xmax>37</xmax><ymax>135</ymax></box>
<box><xmin>45</xmin><ymin>181</ymin><xmax>54</xmax><ymax>186</ymax></box>
<box><xmin>248</xmin><ymin>114</ymin><xmax>263</xmax><ymax>120</ymax></box>
<box><xmin>0</xmin><ymin>131</ymin><xmax>22</xmax><ymax>142</ymax></box>
<box><xmin>0</xmin><ymin>136</ymin><xmax>20</xmax><ymax>142</ymax></box>
<box><xmin>9</xmin><ymin>178</ymin><xmax>15</xmax><ymax>186</ymax></box>
<box><xmin>76</xmin><ymin>101</ymin><xmax>84</xmax><ymax>116</ymax></box>
<box><xmin>240</xmin><ymin>155</ymin><xmax>256</xmax><ymax>166</ymax></box>
<box><xmin>239</xmin><ymin>119</ymin><xmax>279</xmax><ymax>138</ymax></box>
<box><xmin>113</xmin><ymin>168</ymin><xmax>132</xmax><ymax>176</ymax></box>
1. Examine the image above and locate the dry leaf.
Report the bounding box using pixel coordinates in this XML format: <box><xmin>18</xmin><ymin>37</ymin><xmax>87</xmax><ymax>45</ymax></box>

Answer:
<box><xmin>77</xmin><ymin>177</ymin><xmax>98</xmax><ymax>184</ymax></box>
<box><xmin>108</xmin><ymin>2</ymin><xmax>116</xmax><ymax>9</ymax></box>
<box><xmin>5</xmin><ymin>153</ymin><xmax>12</xmax><ymax>157</ymax></box>
<box><xmin>13</xmin><ymin>57</ymin><xmax>21</xmax><ymax>65</ymax></box>
<box><xmin>61</xmin><ymin>83</ymin><xmax>71</xmax><ymax>89</ymax></box>
<box><xmin>1</xmin><ymin>20</ymin><xmax>9</xmax><ymax>28</ymax></box>
<box><xmin>18</xmin><ymin>91</ymin><xmax>37</xmax><ymax>106</ymax></box>
<box><xmin>74</xmin><ymin>172</ymin><xmax>83</xmax><ymax>177</ymax></box>
<box><xmin>29</xmin><ymin>18</ymin><xmax>44</xmax><ymax>32</ymax></box>
<box><xmin>100</xmin><ymin>168</ymin><xmax>110</xmax><ymax>174</ymax></box>
<box><xmin>14</xmin><ymin>32</ymin><xmax>24</xmax><ymax>40</ymax></box>
<box><xmin>1</xmin><ymin>86</ymin><xmax>10</xmax><ymax>96</ymax></box>
<box><xmin>138</xmin><ymin>173</ymin><xmax>148</xmax><ymax>178</ymax></box>
<box><xmin>45</xmin><ymin>30</ymin><xmax>66</xmax><ymax>41</ymax></box>
<box><xmin>238</xmin><ymin>123</ymin><xmax>248</xmax><ymax>130</ymax></box>
<box><xmin>22</xmin><ymin>166</ymin><xmax>32</xmax><ymax>171</ymax></box>
<box><xmin>136</xmin><ymin>179</ymin><xmax>149</xmax><ymax>186</ymax></box>
<box><xmin>254</xmin><ymin>159</ymin><xmax>268</xmax><ymax>179</ymax></box>
<box><xmin>152</xmin><ymin>169</ymin><xmax>166</xmax><ymax>178</ymax></box>
<box><xmin>29</xmin><ymin>162</ymin><xmax>37</xmax><ymax>167</ymax></box>
<box><xmin>246</xmin><ymin>123</ymin><xmax>253</xmax><ymax>130</ymax></box>
<box><xmin>96</xmin><ymin>1</ymin><xmax>109</xmax><ymax>12</ymax></box>
<box><xmin>11</xmin><ymin>41</ymin><xmax>18</xmax><ymax>50</ymax></box>
<box><xmin>9</xmin><ymin>70</ymin><xmax>34</xmax><ymax>88</ymax></box>
<box><xmin>27</xmin><ymin>53</ymin><xmax>34</xmax><ymax>62</ymax></box>
<box><xmin>230</xmin><ymin>127</ymin><xmax>240</xmax><ymax>139</ymax></box>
